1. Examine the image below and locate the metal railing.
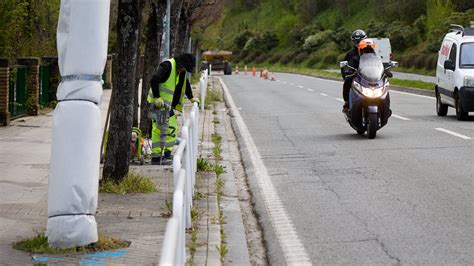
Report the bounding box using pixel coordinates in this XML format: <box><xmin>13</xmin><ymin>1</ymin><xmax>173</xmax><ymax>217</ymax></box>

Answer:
<box><xmin>159</xmin><ymin>101</ymin><xmax>200</xmax><ymax>265</ymax></box>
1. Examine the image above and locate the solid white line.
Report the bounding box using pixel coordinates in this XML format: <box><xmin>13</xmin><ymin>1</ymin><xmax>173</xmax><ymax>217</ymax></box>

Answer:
<box><xmin>282</xmin><ymin>81</ymin><xmax>287</xmax><ymax>84</ymax></box>
<box><xmin>435</xmin><ymin>128</ymin><xmax>472</xmax><ymax>140</ymax></box>
<box><xmin>392</xmin><ymin>114</ymin><xmax>411</xmax><ymax>121</ymax></box>
<box><xmin>298</xmin><ymin>85</ymin><xmax>304</xmax><ymax>88</ymax></box>
<box><xmin>335</xmin><ymin>98</ymin><xmax>345</xmax><ymax>103</ymax></box>
<box><xmin>320</xmin><ymin>93</ymin><xmax>328</xmax><ymax>96</ymax></box>
<box><xmin>289</xmin><ymin>83</ymin><xmax>295</xmax><ymax>85</ymax></box>
<box><xmin>390</xmin><ymin>90</ymin><xmax>435</xmax><ymax>100</ymax></box>
<box><xmin>219</xmin><ymin>78</ymin><xmax>312</xmax><ymax>265</ymax></box>
<box><xmin>307</xmin><ymin>89</ymin><xmax>314</xmax><ymax>92</ymax></box>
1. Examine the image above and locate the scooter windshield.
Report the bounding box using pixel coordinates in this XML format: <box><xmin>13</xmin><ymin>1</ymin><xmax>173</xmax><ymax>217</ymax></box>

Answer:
<box><xmin>358</xmin><ymin>53</ymin><xmax>384</xmax><ymax>82</ymax></box>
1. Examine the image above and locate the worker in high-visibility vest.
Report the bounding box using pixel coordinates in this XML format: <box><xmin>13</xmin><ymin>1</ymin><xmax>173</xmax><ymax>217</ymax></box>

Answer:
<box><xmin>148</xmin><ymin>53</ymin><xmax>200</xmax><ymax>164</ymax></box>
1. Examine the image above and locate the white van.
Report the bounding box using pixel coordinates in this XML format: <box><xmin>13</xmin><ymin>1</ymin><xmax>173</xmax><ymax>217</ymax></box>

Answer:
<box><xmin>435</xmin><ymin>24</ymin><xmax>474</xmax><ymax>120</ymax></box>
<box><xmin>373</xmin><ymin>38</ymin><xmax>392</xmax><ymax>64</ymax></box>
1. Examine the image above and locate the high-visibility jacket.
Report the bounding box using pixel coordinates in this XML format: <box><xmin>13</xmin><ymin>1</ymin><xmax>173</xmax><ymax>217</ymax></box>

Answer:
<box><xmin>147</xmin><ymin>58</ymin><xmax>186</xmax><ymax>112</ymax></box>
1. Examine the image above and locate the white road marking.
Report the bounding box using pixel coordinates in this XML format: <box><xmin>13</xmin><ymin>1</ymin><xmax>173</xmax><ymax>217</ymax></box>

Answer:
<box><xmin>390</xmin><ymin>90</ymin><xmax>435</xmax><ymax>100</ymax></box>
<box><xmin>282</xmin><ymin>81</ymin><xmax>287</xmax><ymax>84</ymax></box>
<box><xmin>237</xmin><ymin>107</ymin><xmax>242</xmax><ymax>110</ymax></box>
<box><xmin>289</xmin><ymin>83</ymin><xmax>295</xmax><ymax>85</ymax></box>
<box><xmin>307</xmin><ymin>89</ymin><xmax>314</xmax><ymax>92</ymax></box>
<box><xmin>392</xmin><ymin>114</ymin><xmax>411</xmax><ymax>121</ymax></box>
<box><xmin>435</xmin><ymin>128</ymin><xmax>472</xmax><ymax>140</ymax></box>
<box><xmin>219</xmin><ymin>78</ymin><xmax>312</xmax><ymax>265</ymax></box>
<box><xmin>335</xmin><ymin>98</ymin><xmax>345</xmax><ymax>103</ymax></box>
<box><xmin>298</xmin><ymin>85</ymin><xmax>304</xmax><ymax>88</ymax></box>
<box><xmin>320</xmin><ymin>93</ymin><xmax>328</xmax><ymax>96</ymax></box>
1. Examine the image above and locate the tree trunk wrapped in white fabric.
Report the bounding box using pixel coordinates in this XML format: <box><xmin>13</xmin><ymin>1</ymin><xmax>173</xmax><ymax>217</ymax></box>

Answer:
<box><xmin>47</xmin><ymin>0</ymin><xmax>110</xmax><ymax>248</ymax></box>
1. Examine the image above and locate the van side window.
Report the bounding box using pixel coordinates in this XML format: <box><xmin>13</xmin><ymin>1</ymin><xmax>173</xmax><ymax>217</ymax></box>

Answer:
<box><xmin>449</xmin><ymin>43</ymin><xmax>457</xmax><ymax>63</ymax></box>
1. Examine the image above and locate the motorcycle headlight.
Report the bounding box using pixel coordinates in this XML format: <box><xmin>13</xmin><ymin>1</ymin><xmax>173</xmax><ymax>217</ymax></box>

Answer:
<box><xmin>464</xmin><ymin>76</ymin><xmax>474</xmax><ymax>87</ymax></box>
<box><xmin>353</xmin><ymin>81</ymin><xmax>388</xmax><ymax>98</ymax></box>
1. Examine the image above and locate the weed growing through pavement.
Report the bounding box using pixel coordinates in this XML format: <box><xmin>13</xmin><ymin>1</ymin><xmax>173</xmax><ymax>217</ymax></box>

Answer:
<box><xmin>205</xmin><ymin>85</ymin><xmax>222</xmax><ymax>109</ymax></box>
<box><xmin>197</xmin><ymin>157</ymin><xmax>213</xmax><ymax>172</ymax></box>
<box><xmin>212</xmin><ymin>117</ymin><xmax>220</xmax><ymax>124</ymax></box>
<box><xmin>13</xmin><ymin>233</ymin><xmax>130</xmax><ymax>254</ymax></box>
<box><xmin>99</xmin><ymin>171</ymin><xmax>157</xmax><ymax>194</ymax></box>
<box><xmin>161</xmin><ymin>199</ymin><xmax>172</xmax><ymax>218</ymax></box>
<box><xmin>216</xmin><ymin>243</ymin><xmax>228</xmax><ymax>261</ymax></box>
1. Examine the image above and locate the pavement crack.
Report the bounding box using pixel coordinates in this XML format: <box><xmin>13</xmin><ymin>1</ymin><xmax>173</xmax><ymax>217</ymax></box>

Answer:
<box><xmin>275</xmin><ymin>116</ymin><xmax>296</xmax><ymax>148</ymax></box>
<box><xmin>376</xmin><ymin>236</ymin><xmax>401</xmax><ymax>265</ymax></box>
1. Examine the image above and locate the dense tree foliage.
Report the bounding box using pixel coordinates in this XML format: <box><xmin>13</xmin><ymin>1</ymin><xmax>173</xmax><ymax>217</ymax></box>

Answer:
<box><xmin>0</xmin><ymin>0</ymin><xmax>60</xmax><ymax>58</ymax></box>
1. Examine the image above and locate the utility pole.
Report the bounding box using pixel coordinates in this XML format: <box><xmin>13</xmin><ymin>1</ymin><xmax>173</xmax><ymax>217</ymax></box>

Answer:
<box><xmin>164</xmin><ymin>0</ymin><xmax>171</xmax><ymax>59</ymax></box>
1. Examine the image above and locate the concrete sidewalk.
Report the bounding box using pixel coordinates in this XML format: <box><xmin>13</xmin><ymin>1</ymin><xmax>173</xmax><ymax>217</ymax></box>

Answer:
<box><xmin>0</xmin><ymin>83</ymin><xmax>250</xmax><ymax>264</ymax></box>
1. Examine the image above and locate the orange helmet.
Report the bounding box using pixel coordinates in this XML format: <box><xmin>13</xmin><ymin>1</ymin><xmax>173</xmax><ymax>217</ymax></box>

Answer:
<box><xmin>358</xmin><ymin>38</ymin><xmax>376</xmax><ymax>54</ymax></box>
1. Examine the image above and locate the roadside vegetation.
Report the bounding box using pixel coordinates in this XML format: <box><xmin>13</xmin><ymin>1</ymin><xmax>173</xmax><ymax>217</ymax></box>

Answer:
<box><xmin>13</xmin><ymin>233</ymin><xmax>129</xmax><ymax>254</ymax></box>
<box><xmin>201</xmin><ymin>0</ymin><xmax>474</xmax><ymax>76</ymax></box>
<box><xmin>99</xmin><ymin>171</ymin><xmax>157</xmax><ymax>194</ymax></box>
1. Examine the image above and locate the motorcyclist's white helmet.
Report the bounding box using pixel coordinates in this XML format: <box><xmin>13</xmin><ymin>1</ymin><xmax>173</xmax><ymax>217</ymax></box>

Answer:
<box><xmin>351</xmin><ymin>29</ymin><xmax>367</xmax><ymax>47</ymax></box>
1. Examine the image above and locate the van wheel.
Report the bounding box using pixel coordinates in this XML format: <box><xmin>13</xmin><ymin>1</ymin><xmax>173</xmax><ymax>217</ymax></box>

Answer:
<box><xmin>455</xmin><ymin>95</ymin><xmax>468</xmax><ymax>121</ymax></box>
<box><xmin>436</xmin><ymin>91</ymin><xmax>448</xmax><ymax>116</ymax></box>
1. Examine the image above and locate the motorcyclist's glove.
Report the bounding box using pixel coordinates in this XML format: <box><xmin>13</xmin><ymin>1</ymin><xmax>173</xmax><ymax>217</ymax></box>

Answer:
<box><xmin>385</xmin><ymin>69</ymin><xmax>393</xmax><ymax>78</ymax></box>
<box><xmin>190</xmin><ymin>98</ymin><xmax>200</xmax><ymax>107</ymax></box>
<box><xmin>155</xmin><ymin>97</ymin><xmax>164</xmax><ymax>108</ymax></box>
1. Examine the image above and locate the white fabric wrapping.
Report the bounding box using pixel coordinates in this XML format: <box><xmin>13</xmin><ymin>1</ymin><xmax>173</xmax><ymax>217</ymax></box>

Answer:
<box><xmin>47</xmin><ymin>0</ymin><xmax>110</xmax><ymax>248</ymax></box>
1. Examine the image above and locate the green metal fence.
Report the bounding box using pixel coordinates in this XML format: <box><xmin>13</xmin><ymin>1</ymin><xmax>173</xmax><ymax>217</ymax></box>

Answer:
<box><xmin>39</xmin><ymin>63</ymin><xmax>51</xmax><ymax>105</ymax></box>
<box><xmin>8</xmin><ymin>65</ymin><xmax>28</xmax><ymax>118</ymax></box>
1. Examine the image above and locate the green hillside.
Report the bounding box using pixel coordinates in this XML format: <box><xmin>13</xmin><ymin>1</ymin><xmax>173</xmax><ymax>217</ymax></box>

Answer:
<box><xmin>199</xmin><ymin>0</ymin><xmax>474</xmax><ymax>73</ymax></box>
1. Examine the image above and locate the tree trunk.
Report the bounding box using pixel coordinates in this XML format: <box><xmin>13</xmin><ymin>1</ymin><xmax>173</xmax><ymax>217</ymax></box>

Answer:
<box><xmin>140</xmin><ymin>0</ymin><xmax>166</xmax><ymax>137</ymax></box>
<box><xmin>175</xmin><ymin>7</ymin><xmax>190</xmax><ymax>54</ymax></box>
<box><xmin>170</xmin><ymin>0</ymin><xmax>184</xmax><ymax>57</ymax></box>
<box><xmin>103</xmin><ymin>0</ymin><xmax>144</xmax><ymax>182</ymax></box>
<box><xmin>133</xmin><ymin>0</ymin><xmax>145</xmax><ymax>128</ymax></box>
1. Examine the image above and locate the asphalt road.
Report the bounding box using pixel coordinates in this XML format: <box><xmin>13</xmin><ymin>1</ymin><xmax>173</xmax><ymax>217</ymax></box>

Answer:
<box><xmin>221</xmin><ymin>72</ymin><xmax>474</xmax><ymax>265</ymax></box>
<box><xmin>326</xmin><ymin>69</ymin><xmax>437</xmax><ymax>84</ymax></box>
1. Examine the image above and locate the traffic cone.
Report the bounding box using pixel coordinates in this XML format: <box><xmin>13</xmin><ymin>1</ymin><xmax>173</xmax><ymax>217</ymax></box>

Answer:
<box><xmin>264</xmin><ymin>68</ymin><xmax>269</xmax><ymax>79</ymax></box>
<box><xmin>252</xmin><ymin>67</ymin><xmax>256</xmax><ymax>76</ymax></box>
<box><xmin>271</xmin><ymin>72</ymin><xmax>276</xmax><ymax>81</ymax></box>
<box><xmin>235</xmin><ymin>65</ymin><xmax>239</xmax><ymax>74</ymax></box>
<box><xmin>244</xmin><ymin>65</ymin><xmax>248</xmax><ymax>75</ymax></box>
<box><xmin>260</xmin><ymin>69</ymin><xmax>263</xmax><ymax>78</ymax></box>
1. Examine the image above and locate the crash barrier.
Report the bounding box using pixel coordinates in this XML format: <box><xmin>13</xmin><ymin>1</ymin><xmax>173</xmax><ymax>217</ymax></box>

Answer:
<box><xmin>200</xmin><ymin>70</ymin><xmax>208</xmax><ymax>112</ymax></box>
<box><xmin>159</xmin><ymin>102</ymin><xmax>200</xmax><ymax>265</ymax></box>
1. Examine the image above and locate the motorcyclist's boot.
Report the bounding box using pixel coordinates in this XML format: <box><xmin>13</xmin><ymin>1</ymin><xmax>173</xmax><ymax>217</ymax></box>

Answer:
<box><xmin>342</xmin><ymin>101</ymin><xmax>349</xmax><ymax>113</ymax></box>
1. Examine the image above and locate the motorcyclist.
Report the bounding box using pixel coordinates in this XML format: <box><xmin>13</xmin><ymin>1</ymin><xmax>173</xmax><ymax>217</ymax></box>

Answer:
<box><xmin>342</xmin><ymin>29</ymin><xmax>367</xmax><ymax>112</ymax></box>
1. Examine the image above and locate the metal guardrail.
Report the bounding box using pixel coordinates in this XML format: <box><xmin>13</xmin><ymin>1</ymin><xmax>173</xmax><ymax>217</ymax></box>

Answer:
<box><xmin>159</xmin><ymin>99</ymin><xmax>200</xmax><ymax>265</ymax></box>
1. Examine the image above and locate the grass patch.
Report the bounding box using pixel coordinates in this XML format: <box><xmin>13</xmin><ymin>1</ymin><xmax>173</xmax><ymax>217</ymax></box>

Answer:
<box><xmin>214</xmin><ymin>164</ymin><xmax>225</xmax><ymax>178</ymax></box>
<box><xmin>216</xmin><ymin>243</ymin><xmax>228</xmax><ymax>261</ymax></box>
<box><xmin>211</xmin><ymin>133</ymin><xmax>222</xmax><ymax>144</ymax></box>
<box><xmin>390</xmin><ymin>79</ymin><xmax>435</xmax><ymax>91</ymax></box>
<box><xmin>205</xmin><ymin>86</ymin><xmax>222</xmax><ymax>109</ymax></box>
<box><xmin>99</xmin><ymin>171</ymin><xmax>157</xmax><ymax>194</ymax></box>
<box><xmin>13</xmin><ymin>233</ymin><xmax>130</xmax><ymax>255</ymax></box>
<box><xmin>197</xmin><ymin>157</ymin><xmax>213</xmax><ymax>172</ymax></box>
<box><xmin>212</xmin><ymin>117</ymin><xmax>220</xmax><ymax>124</ymax></box>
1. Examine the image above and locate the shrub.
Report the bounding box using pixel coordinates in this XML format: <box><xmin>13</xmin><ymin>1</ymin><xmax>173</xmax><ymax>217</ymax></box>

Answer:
<box><xmin>306</xmin><ymin>54</ymin><xmax>323</xmax><ymax>67</ymax></box>
<box><xmin>281</xmin><ymin>52</ymin><xmax>297</xmax><ymax>65</ymax></box>
<box><xmin>302</xmin><ymin>30</ymin><xmax>333</xmax><ymax>53</ymax></box>
<box><xmin>331</xmin><ymin>28</ymin><xmax>352</xmax><ymax>52</ymax></box>
<box><xmin>255</xmin><ymin>54</ymin><xmax>268</xmax><ymax>64</ymax></box>
<box><xmin>425</xmin><ymin>53</ymin><xmax>438</xmax><ymax>70</ymax></box>
<box><xmin>234</xmin><ymin>30</ymin><xmax>253</xmax><ymax>50</ymax></box>
<box><xmin>323</xmin><ymin>53</ymin><xmax>338</xmax><ymax>65</ymax></box>
<box><xmin>387</xmin><ymin>21</ymin><xmax>420</xmax><ymax>51</ymax></box>
<box><xmin>293</xmin><ymin>52</ymin><xmax>308</xmax><ymax>64</ymax></box>
<box><xmin>268</xmin><ymin>53</ymin><xmax>283</xmax><ymax>64</ymax></box>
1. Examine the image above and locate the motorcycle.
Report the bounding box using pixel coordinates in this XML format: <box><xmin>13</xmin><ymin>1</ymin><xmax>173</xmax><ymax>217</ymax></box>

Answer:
<box><xmin>340</xmin><ymin>53</ymin><xmax>398</xmax><ymax>139</ymax></box>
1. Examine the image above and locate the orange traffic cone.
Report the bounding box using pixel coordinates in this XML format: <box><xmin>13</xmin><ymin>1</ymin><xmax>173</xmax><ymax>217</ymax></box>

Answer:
<box><xmin>260</xmin><ymin>69</ymin><xmax>263</xmax><ymax>78</ymax></box>
<box><xmin>264</xmin><ymin>68</ymin><xmax>269</xmax><ymax>79</ymax></box>
<box><xmin>235</xmin><ymin>65</ymin><xmax>239</xmax><ymax>74</ymax></box>
<box><xmin>252</xmin><ymin>67</ymin><xmax>256</xmax><ymax>76</ymax></box>
<box><xmin>271</xmin><ymin>72</ymin><xmax>276</xmax><ymax>81</ymax></box>
<box><xmin>244</xmin><ymin>65</ymin><xmax>248</xmax><ymax>75</ymax></box>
